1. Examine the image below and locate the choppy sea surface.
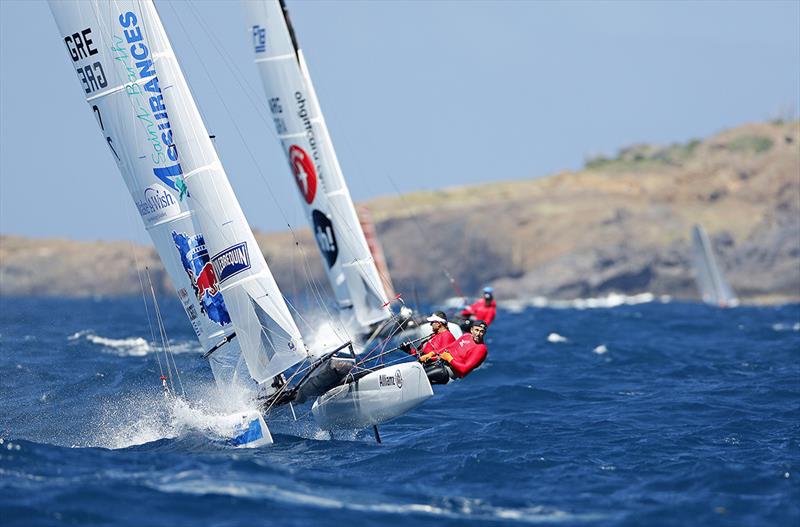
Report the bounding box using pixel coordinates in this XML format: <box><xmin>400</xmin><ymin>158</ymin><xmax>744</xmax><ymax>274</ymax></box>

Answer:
<box><xmin>1</xmin><ymin>297</ymin><xmax>798</xmax><ymax>526</ymax></box>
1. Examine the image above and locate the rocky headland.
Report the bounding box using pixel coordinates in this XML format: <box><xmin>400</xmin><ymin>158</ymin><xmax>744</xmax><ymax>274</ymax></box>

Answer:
<box><xmin>2</xmin><ymin>121</ymin><xmax>798</xmax><ymax>304</ymax></box>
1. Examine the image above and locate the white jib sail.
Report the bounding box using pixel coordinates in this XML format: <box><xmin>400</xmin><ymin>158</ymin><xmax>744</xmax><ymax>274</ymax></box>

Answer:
<box><xmin>49</xmin><ymin>0</ymin><xmax>306</xmax><ymax>385</ymax></box>
<box><xmin>691</xmin><ymin>225</ymin><xmax>737</xmax><ymax>306</ymax></box>
<box><xmin>242</xmin><ymin>0</ymin><xmax>391</xmax><ymax>334</ymax></box>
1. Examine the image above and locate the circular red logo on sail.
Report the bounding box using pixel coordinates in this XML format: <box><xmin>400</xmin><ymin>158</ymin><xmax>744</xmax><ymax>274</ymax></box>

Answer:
<box><xmin>288</xmin><ymin>145</ymin><xmax>317</xmax><ymax>204</ymax></box>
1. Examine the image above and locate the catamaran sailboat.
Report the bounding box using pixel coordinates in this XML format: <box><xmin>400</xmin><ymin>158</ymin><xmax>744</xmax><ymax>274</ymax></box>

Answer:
<box><xmin>49</xmin><ymin>0</ymin><xmax>433</xmax><ymax>444</ymax></box>
<box><xmin>242</xmin><ymin>0</ymin><xmax>462</xmax><ymax>350</ymax></box>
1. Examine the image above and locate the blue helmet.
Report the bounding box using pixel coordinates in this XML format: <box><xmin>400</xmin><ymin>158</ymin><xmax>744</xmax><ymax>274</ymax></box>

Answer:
<box><xmin>483</xmin><ymin>286</ymin><xmax>494</xmax><ymax>294</ymax></box>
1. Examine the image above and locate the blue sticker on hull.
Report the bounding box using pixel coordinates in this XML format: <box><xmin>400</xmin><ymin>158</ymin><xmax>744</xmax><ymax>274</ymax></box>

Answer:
<box><xmin>228</xmin><ymin>418</ymin><xmax>263</xmax><ymax>446</ymax></box>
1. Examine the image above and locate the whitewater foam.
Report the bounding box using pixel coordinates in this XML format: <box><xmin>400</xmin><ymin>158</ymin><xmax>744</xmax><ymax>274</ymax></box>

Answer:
<box><xmin>772</xmin><ymin>322</ymin><xmax>800</xmax><ymax>332</ymax></box>
<box><xmin>87</xmin><ymin>383</ymin><xmax>273</xmax><ymax>450</ymax></box>
<box><xmin>305</xmin><ymin>320</ymin><xmax>350</xmax><ymax>359</ymax></box>
<box><xmin>500</xmin><ymin>292</ymin><xmax>658</xmax><ymax>311</ymax></box>
<box><xmin>69</xmin><ymin>330</ymin><xmax>198</xmax><ymax>357</ymax></box>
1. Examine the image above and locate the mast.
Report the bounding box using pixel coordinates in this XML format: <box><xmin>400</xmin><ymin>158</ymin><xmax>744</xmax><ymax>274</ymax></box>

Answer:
<box><xmin>49</xmin><ymin>0</ymin><xmax>306</xmax><ymax>387</ymax></box>
<box><xmin>243</xmin><ymin>0</ymin><xmax>391</xmax><ymax>335</ymax></box>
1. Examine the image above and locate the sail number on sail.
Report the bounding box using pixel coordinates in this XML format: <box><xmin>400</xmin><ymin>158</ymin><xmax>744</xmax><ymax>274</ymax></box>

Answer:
<box><xmin>63</xmin><ymin>27</ymin><xmax>108</xmax><ymax>94</ymax></box>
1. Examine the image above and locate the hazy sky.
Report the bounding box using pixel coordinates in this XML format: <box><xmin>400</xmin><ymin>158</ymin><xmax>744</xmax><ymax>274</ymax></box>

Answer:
<box><xmin>1</xmin><ymin>0</ymin><xmax>798</xmax><ymax>243</ymax></box>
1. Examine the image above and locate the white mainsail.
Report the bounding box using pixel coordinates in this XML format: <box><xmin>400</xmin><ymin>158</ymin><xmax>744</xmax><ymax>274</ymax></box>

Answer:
<box><xmin>49</xmin><ymin>0</ymin><xmax>306</xmax><ymax>387</ymax></box>
<box><xmin>691</xmin><ymin>224</ymin><xmax>738</xmax><ymax>307</ymax></box>
<box><xmin>243</xmin><ymin>0</ymin><xmax>391</xmax><ymax>335</ymax></box>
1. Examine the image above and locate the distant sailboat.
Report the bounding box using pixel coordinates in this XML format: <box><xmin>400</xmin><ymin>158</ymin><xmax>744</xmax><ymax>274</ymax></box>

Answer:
<box><xmin>691</xmin><ymin>225</ymin><xmax>738</xmax><ymax>307</ymax></box>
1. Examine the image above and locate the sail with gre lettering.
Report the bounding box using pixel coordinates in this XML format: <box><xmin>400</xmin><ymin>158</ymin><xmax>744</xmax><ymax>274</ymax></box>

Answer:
<box><xmin>242</xmin><ymin>0</ymin><xmax>391</xmax><ymax>335</ymax></box>
<box><xmin>49</xmin><ymin>0</ymin><xmax>306</xmax><ymax>387</ymax></box>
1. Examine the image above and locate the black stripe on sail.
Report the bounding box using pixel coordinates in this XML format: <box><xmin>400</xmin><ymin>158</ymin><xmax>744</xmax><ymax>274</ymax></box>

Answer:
<box><xmin>279</xmin><ymin>0</ymin><xmax>302</xmax><ymax>61</ymax></box>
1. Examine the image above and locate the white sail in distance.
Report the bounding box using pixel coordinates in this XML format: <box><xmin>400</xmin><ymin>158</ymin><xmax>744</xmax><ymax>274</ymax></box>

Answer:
<box><xmin>691</xmin><ymin>225</ymin><xmax>738</xmax><ymax>307</ymax></box>
<box><xmin>243</xmin><ymin>0</ymin><xmax>391</xmax><ymax>335</ymax></box>
<box><xmin>49</xmin><ymin>0</ymin><xmax>306</xmax><ymax>385</ymax></box>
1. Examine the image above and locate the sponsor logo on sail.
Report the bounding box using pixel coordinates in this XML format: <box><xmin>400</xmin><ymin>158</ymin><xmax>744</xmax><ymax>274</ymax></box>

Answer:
<box><xmin>288</xmin><ymin>145</ymin><xmax>317</xmax><ymax>204</ymax></box>
<box><xmin>212</xmin><ymin>242</ymin><xmax>251</xmax><ymax>283</ymax></box>
<box><xmin>294</xmin><ymin>92</ymin><xmax>324</xmax><ymax>188</ymax></box>
<box><xmin>117</xmin><ymin>11</ymin><xmax>187</xmax><ymax>198</ymax></box>
<box><xmin>312</xmin><ymin>209</ymin><xmax>338</xmax><ymax>268</ymax></box>
<box><xmin>195</xmin><ymin>262</ymin><xmax>218</xmax><ymax>297</ymax></box>
<box><xmin>252</xmin><ymin>25</ymin><xmax>266</xmax><ymax>53</ymax></box>
<box><xmin>173</xmin><ymin>231</ymin><xmax>231</xmax><ymax>327</ymax></box>
<box><xmin>379</xmin><ymin>369</ymin><xmax>403</xmax><ymax>389</ymax></box>
<box><xmin>136</xmin><ymin>184</ymin><xmax>179</xmax><ymax>223</ymax></box>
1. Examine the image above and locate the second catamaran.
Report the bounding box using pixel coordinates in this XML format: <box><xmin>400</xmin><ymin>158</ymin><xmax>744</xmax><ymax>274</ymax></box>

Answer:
<box><xmin>243</xmin><ymin>0</ymin><xmax>396</xmax><ymax>341</ymax></box>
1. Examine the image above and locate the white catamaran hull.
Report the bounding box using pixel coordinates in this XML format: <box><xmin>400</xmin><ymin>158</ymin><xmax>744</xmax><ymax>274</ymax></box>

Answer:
<box><xmin>311</xmin><ymin>362</ymin><xmax>433</xmax><ymax>429</ymax></box>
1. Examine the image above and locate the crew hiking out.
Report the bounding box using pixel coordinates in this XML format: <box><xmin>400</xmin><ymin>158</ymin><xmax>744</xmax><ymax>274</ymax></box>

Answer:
<box><xmin>420</xmin><ymin>320</ymin><xmax>489</xmax><ymax>385</ymax></box>
<box><xmin>459</xmin><ymin>286</ymin><xmax>497</xmax><ymax>331</ymax></box>
<box><xmin>400</xmin><ymin>311</ymin><xmax>455</xmax><ymax>358</ymax></box>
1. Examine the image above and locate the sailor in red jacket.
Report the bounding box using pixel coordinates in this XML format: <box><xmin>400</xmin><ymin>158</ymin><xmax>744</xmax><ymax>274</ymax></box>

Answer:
<box><xmin>421</xmin><ymin>320</ymin><xmax>488</xmax><ymax>384</ymax></box>
<box><xmin>461</xmin><ymin>287</ymin><xmax>497</xmax><ymax>326</ymax></box>
<box><xmin>400</xmin><ymin>311</ymin><xmax>455</xmax><ymax>357</ymax></box>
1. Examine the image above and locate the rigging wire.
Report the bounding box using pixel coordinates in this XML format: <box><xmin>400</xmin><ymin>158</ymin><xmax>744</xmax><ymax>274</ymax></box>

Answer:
<box><xmin>86</xmin><ymin>0</ymin><xmax>179</xmax><ymax>397</ymax></box>
<box><xmin>128</xmin><ymin>230</ymin><xmax>170</xmax><ymax>395</ymax></box>
<box><xmin>146</xmin><ymin>268</ymin><xmax>186</xmax><ymax>397</ymax></box>
<box><xmin>179</xmin><ymin>0</ymin><xmax>402</xmax><ymax>327</ymax></box>
<box><xmin>333</xmin><ymin>123</ymin><xmax>467</xmax><ymax>301</ymax></box>
<box><xmin>289</xmin><ymin>4</ymin><xmax>468</xmax><ymax>303</ymax></box>
<box><xmin>165</xmin><ymin>1</ymin><xmax>350</xmax><ymax>344</ymax></box>
<box><xmin>281</xmin><ymin>4</ymin><xmax>467</xmax><ymax>301</ymax></box>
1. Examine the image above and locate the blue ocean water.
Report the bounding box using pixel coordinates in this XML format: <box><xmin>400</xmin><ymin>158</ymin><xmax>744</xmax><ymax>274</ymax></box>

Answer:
<box><xmin>1</xmin><ymin>297</ymin><xmax>798</xmax><ymax>526</ymax></box>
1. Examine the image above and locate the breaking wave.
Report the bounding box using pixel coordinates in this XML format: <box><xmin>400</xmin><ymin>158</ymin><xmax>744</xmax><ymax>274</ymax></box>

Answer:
<box><xmin>150</xmin><ymin>474</ymin><xmax>605</xmax><ymax>524</ymax></box>
<box><xmin>772</xmin><ymin>322</ymin><xmax>800</xmax><ymax>332</ymax></box>
<box><xmin>68</xmin><ymin>330</ymin><xmax>197</xmax><ymax>356</ymax></box>
<box><xmin>501</xmin><ymin>292</ymin><xmax>661</xmax><ymax>312</ymax></box>
<box><xmin>88</xmin><ymin>386</ymin><xmax>268</xmax><ymax>450</ymax></box>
